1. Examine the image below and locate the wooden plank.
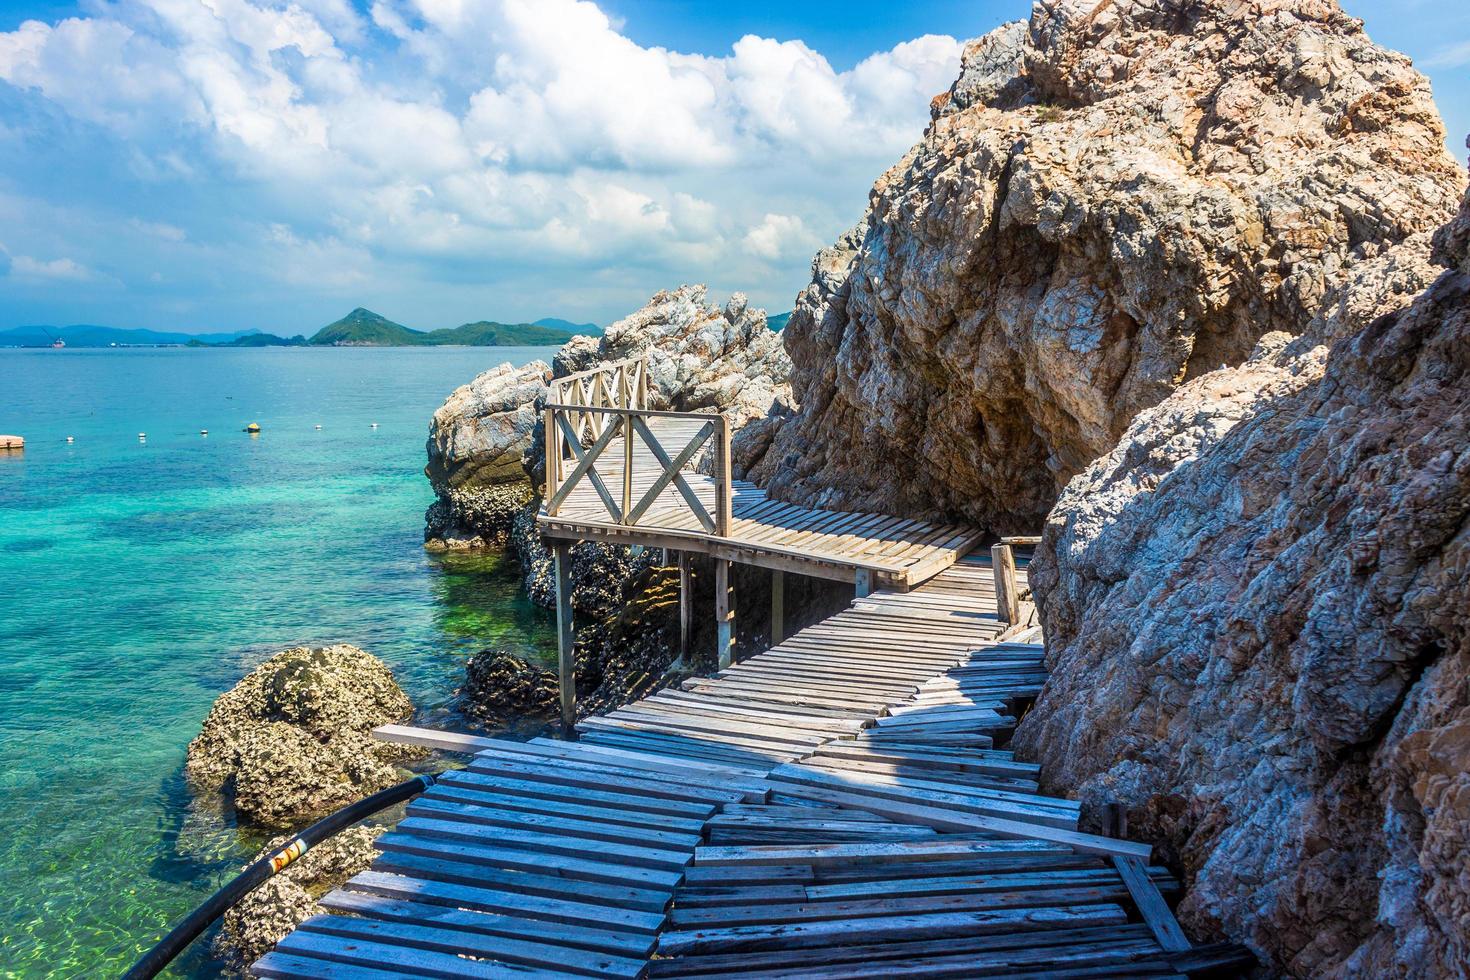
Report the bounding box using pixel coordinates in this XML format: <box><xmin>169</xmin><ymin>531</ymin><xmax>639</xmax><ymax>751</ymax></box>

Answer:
<box><xmin>369</xmin><ymin>850</ymin><xmax>671</xmax><ymax>913</ymax></box>
<box><xmin>665</xmin><ymin>884</ymin><xmax>1135</xmax><ymax>928</ymax></box>
<box><xmin>1114</xmin><ymin>855</ymin><xmax>1192</xmax><ymax>951</ymax></box>
<box><xmin>694</xmin><ymin>838</ymin><xmax>1069</xmax><ymax>868</ymax></box>
<box><xmin>757</xmin><ymin>781</ymin><xmax>1146</xmax><ymax>859</ymax></box>
<box><xmin>645</xmin><ymin>924</ymin><xmax>1156</xmax><ymax>978</ymax></box>
<box><xmin>433</xmin><ymin>768</ymin><xmax>715</xmax><ymax>820</ymax></box>
<box><xmin>394</xmin><ymin>816</ymin><xmax>693</xmax><ymax>871</ymax></box>
<box><xmin>408</xmin><ymin>797</ymin><xmax>701</xmax><ymax>851</ymax></box>
<box><xmin>371</xmin><ymin>724</ymin><xmax>496</xmax><ymax>754</ymax></box>
<box><xmin>299</xmin><ymin>911</ymin><xmax>647</xmax><ymax>977</ymax></box>
<box><xmin>656</xmin><ymin>904</ymin><xmax>1130</xmax><ymax>956</ymax></box>
<box><xmin>374</xmin><ymin>830</ymin><xmax>682</xmax><ymax>891</ymax></box>
<box><xmin>272</xmin><ymin>928</ymin><xmax>570</xmax><ymax>979</ymax></box>
<box><xmin>252</xmin><ymin>951</ymin><xmax>424</xmax><ymax>979</ymax></box>
<box><xmin>342</xmin><ymin>869</ymin><xmax>667</xmax><ymax>932</ymax></box>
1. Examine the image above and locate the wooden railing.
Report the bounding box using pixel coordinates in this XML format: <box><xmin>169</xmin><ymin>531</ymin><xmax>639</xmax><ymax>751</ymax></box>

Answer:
<box><xmin>549</xmin><ymin>354</ymin><xmax>649</xmax><ymax>444</ymax></box>
<box><xmin>544</xmin><ymin>356</ymin><xmax>733</xmax><ymax>536</ymax></box>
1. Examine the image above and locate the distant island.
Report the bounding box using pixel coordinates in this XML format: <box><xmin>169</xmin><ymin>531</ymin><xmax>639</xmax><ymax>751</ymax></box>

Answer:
<box><xmin>0</xmin><ymin>309</ymin><xmax>600</xmax><ymax>349</ymax></box>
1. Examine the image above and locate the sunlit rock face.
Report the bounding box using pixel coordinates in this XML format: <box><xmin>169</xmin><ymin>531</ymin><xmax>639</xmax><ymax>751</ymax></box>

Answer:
<box><xmin>1016</xmin><ymin>184</ymin><xmax>1470</xmax><ymax>976</ymax></box>
<box><xmin>749</xmin><ymin>0</ymin><xmax>1461</xmax><ymax>532</ymax></box>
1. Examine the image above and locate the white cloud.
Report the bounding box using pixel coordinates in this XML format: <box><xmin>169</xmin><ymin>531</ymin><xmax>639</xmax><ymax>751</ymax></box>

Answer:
<box><xmin>1423</xmin><ymin>39</ymin><xmax>1470</xmax><ymax>69</ymax></box>
<box><xmin>10</xmin><ymin>254</ymin><xmax>96</xmax><ymax>281</ymax></box>
<box><xmin>0</xmin><ymin>0</ymin><xmax>962</xmax><ymax>326</ymax></box>
<box><xmin>743</xmin><ymin>213</ymin><xmax>820</xmax><ymax>262</ymax></box>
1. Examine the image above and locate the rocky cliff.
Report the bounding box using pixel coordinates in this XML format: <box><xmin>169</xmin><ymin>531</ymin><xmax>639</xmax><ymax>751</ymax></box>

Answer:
<box><xmin>1016</xmin><ymin>179</ymin><xmax>1470</xmax><ymax>977</ymax></box>
<box><xmin>749</xmin><ymin>0</ymin><xmax>1461</xmax><ymax>532</ymax></box>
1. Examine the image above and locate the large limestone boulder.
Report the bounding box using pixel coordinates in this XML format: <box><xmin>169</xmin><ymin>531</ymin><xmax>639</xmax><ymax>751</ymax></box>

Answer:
<box><xmin>186</xmin><ymin>645</ymin><xmax>423</xmax><ymax>828</ymax></box>
<box><xmin>750</xmin><ymin>0</ymin><xmax>1462</xmax><ymax>531</ymax></box>
<box><xmin>424</xmin><ymin>361</ymin><xmax>551</xmax><ymax>547</ymax></box>
<box><xmin>1014</xmin><ymin>183</ymin><xmax>1470</xmax><ymax>976</ymax></box>
<box><xmin>215</xmin><ymin>826</ymin><xmax>381</xmax><ymax>968</ymax></box>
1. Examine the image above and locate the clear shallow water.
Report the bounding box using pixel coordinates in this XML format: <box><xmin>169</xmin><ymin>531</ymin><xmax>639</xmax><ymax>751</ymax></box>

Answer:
<box><xmin>0</xmin><ymin>347</ymin><xmax>557</xmax><ymax>978</ymax></box>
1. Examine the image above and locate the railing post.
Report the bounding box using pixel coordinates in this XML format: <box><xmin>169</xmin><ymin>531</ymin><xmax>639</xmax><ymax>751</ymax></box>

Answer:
<box><xmin>543</xmin><ymin>404</ymin><xmax>560</xmax><ymax>515</ymax></box>
<box><xmin>715</xmin><ymin>414</ymin><xmax>732</xmax><ymax>536</ymax></box>
<box><xmin>621</xmin><ymin>414</ymin><xmax>633</xmax><ymax>521</ymax></box>
<box><xmin>992</xmin><ymin>542</ymin><xmax>1019</xmax><ymax>625</ymax></box>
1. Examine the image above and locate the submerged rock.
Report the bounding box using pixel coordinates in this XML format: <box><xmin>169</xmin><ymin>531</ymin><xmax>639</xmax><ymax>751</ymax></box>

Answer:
<box><xmin>215</xmin><ymin>825</ymin><xmax>381</xmax><ymax>968</ymax></box>
<box><xmin>186</xmin><ymin>645</ymin><xmax>423</xmax><ymax>828</ymax></box>
<box><xmin>1015</xmin><ymin>183</ymin><xmax>1470</xmax><ymax>975</ymax></box>
<box><xmin>457</xmin><ymin>649</ymin><xmax>559</xmax><ymax>726</ymax></box>
<box><xmin>751</xmin><ymin>0</ymin><xmax>1462</xmax><ymax>531</ymax></box>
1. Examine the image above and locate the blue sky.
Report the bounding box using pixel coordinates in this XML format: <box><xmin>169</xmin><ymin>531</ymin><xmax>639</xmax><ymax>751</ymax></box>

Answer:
<box><xmin>0</xmin><ymin>1</ymin><xmax>1466</xmax><ymax>335</ymax></box>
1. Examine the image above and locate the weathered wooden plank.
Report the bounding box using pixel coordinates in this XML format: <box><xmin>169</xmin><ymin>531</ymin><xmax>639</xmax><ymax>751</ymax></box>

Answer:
<box><xmin>644</xmin><ymin>924</ymin><xmax>1156</xmax><ymax>978</ymax></box>
<box><xmin>324</xmin><ymin>872</ymin><xmax>669</xmax><ymax>948</ymax></box>
<box><xmin>656</xmin><ymin>904</ymin><xmax>1130</xmax><ymax>956</ymax></box>
<box><xmin>375</xmin><ymin>831</ymin><xmax>683</xmax><ymax>891</ymax></box>
<box><xmin>758</xmin><ymin>781</ymin><xmax>1148</xmax><ymax>859</ymax></box>
<box><xmin>342</xmin><ymin>870</ymin><xmax>667</xmax><ymax>933</ymax></box>
<box><xmin>1114</xmin><ymin>855</ymin><xmax>1192</xmax><ymax>952</ymax></box>
<box><xmin>272</xmin><ymin>928</ymin><xmax>570</xmax><ymax>978</ymax></box>
<box><xmin>298</xmin><ymin>912</ymin><xmax>647</xmax><ymax>978</ymax></box>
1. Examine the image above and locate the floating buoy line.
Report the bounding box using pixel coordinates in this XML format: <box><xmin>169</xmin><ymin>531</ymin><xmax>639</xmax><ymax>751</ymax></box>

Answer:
<box><xmin>72</xmin><ymin>423</ymin><xmax>393</xmax><ymax>442</ymax></box>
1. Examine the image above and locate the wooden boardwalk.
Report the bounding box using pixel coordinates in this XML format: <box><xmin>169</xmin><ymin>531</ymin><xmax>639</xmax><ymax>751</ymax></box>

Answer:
<box><xmin>252</xmin><ymin>556</ymin><xmax>1249</xmax><ymax>979</ymax></box>
<box><xmin>537</xmin><ymin>359</ymin><xmax>982</xmax><ymax>592</ymax></box>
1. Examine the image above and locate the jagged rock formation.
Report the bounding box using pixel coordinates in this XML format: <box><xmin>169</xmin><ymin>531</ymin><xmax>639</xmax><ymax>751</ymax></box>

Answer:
<box><xmin>749</xmin><ymin>0</ymin><xmax>1461</xmax><ymax>532</ymax></box>
<box><xmin>424</xmin><ymin>361</ymin><xmax>550</xmax><ymax>548</ymax></box>
<box><xmin>186</xmin><ymin>645</ymin><xmax>423</xmax><ymax>828</ymax></box>
<box><xmin>215</xmin><ymin>826</ymin><xmax>382</xmax><ymax>968</ymax></box>
<box><xmin>1015</xmin><ymin>184</ymin><xmax>1470</xmax><ymax>976</ymax></box>
<box><xmin>602</xmin><ymin>286</ymin><xmax>791</xmax><ymax>428</ymax></box>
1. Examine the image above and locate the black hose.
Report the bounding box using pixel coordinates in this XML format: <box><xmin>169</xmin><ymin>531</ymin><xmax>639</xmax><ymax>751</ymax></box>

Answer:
<box><xmin>122</xmin><ymin>772</ymin><xmax>438</xmax><ymax>980</ymax></box>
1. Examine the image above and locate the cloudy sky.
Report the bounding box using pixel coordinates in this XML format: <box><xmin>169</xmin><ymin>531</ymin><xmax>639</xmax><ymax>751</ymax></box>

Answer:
<box><xmin>0</xmin><ymin>0</ymin><xmax>1466</xmax><ymax>334</ymax></box>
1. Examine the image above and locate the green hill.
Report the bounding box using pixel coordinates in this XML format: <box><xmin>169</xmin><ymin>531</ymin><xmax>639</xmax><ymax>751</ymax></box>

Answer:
<box><xmin>428</xmin><ymin>320</ymin><xmax>583</xmax><ymax>346</ymax></box>
<box><xmin>307</xmin><ymin>308</ymin><xmax>580</xmax><ymax>347</ymax></box>
<box><xmin>768</xmin><ymin>311</ymin><xmax>792</xmax><ymax>331</ymax></box>
<box><xmin>309</xmin><ymin>308</ymin><xmax>422</xmax><ymax>346</ymax></box>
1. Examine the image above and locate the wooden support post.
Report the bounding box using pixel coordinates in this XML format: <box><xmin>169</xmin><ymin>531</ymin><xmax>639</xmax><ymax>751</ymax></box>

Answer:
<box><xmin>553</xmin><ymin>541</ymin><xmax>576</xmax><ymax>731</ymax></box>
<box><xmin>770</xmin><ymin>569</ymin><xmax>784</xmax><ymax>645</ymax></box>
<box><xmin>678</xmin><ymin>551</ymin><xmax>691</xmax><ymax>663</ymax></box>
<box><xmin>715</xmin><ymin>558</ymin><xmax>734</xmax><ymax>669</ymax></box>
<box><xmin>992</xmin><ymin>542</ymin><xmax>1019</xmax><ymax>625</ymax></box>
<box><xmin>854</xmin><ymin>569</ymin><xmax>872</xmax><ymax>599</ymax></box>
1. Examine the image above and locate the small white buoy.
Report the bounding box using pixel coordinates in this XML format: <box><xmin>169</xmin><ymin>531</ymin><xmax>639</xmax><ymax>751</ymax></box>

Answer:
<box><xmin>66</xmin><ymin>436</ymin><xmax>74</xmax><ymax>443</ymax></box>
<box><xmin>314</xmin><ymin>424</ymin><xmax>322</xmax><ymax>430</ymax></box>
<box><xmin>370</xmin><ymin>422</ymin><xmax>379</xmax><ymax>429</ymax></box>
<box><xmin>200</xmin><ymin>429</ymin><xmax>209</xmax><ymax>436</ymax></box>
<box><xmin>138</xmin><ymin>432</ymin><xmax>147</xmax><ymax>440</ymax></box>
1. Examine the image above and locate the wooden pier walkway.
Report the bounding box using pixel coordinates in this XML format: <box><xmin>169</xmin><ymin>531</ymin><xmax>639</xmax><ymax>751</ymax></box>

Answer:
<box><xmin>536</xmin><ymin>356</ymin><xmax>982</xmax><ymax>592</ymax></box>
<box><xmin>252</xmin><ymin>554</ymin><xmax>1249</xmax><ymax>979</ymax></box>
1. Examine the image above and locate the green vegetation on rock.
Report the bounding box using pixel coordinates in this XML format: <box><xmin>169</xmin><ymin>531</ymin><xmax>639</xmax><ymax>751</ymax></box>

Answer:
<box><xmin>308</xmin><ymin>308</ymin><xmax>583</xmax><ymax>347</ymax></box>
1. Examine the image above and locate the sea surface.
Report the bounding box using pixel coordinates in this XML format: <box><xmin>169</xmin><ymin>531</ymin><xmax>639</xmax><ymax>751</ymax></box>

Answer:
<box><xmin>0</xmin><ymin>346</ymin><xmax>559</xmax><ymax>978</ymax></box>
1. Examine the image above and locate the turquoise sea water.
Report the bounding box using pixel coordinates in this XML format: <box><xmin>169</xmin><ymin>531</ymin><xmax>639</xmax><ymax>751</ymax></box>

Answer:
<box><xmin>0</xmin><ymin>347</ymin><xmax>558</xmax><ymax>978</ymax></box>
